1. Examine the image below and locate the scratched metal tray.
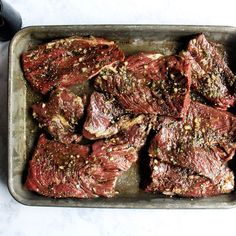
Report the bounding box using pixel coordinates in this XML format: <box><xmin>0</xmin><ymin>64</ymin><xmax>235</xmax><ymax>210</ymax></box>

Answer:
<box><xmin>8</xmin><ymin>25</ymin><xmax>236</xmax><ymax>208</ymax></box>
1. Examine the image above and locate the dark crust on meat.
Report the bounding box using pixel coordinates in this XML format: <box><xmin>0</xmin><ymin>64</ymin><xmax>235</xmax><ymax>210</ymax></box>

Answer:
<box><xmin>149</xmin><ymin>101</ymin><xmax>236</xmax><ymax>186</ymax></box>
<box><xmin>22</xmin><ymin>36</ymin><xmax>125</xmax><ymax>94</ymax></box>
<box><xmin>32</xmin><ymin>88</ymin><xmax>84</xmax><ymax>144</ymax></box>
<box><xmin>95</xmin><ymin>53</ymin><xmax>191</xmax><ymax>119</ymax></box>
<box><xmin>146</xmin><ymin>160</ymin><xmax>234</xmax><ymax>197</ymax></box>
<box><xmin>181</xmin><ymin>33</ymin><xmax>236</xmax><ymax>110</ymax></box>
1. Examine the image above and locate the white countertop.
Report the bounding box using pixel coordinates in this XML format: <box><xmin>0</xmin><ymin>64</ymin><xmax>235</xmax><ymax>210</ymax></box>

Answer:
<box><xmin>1</xmin><ymin>0</ymin><xmax>236</xmax><ymax>235</ymax></box>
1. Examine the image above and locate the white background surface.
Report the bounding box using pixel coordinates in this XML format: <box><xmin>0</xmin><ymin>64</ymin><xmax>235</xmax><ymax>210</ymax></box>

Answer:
<box><xmin>1</xmin><ymin>0</ymin><xmax>236</xmax><ymax>235</ymax></box>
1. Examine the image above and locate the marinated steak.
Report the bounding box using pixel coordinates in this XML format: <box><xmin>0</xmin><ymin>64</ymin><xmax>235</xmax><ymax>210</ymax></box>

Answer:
<box><xmin>26</xmin><ymin>115</ymin><xmax>152</xmax><ymax>198</ymax></box>
<box><xmin>181</xmin><ymin>33</ymin><xmax>236</xmax><ymax>109</ymax></box>
<box><xmin>22</xmin><ymin>36</ymin><xmax>125</xmax><ymax>94</ymax></box>
<box><xmin>83</xmin><ymin>91</ymin><xmax>127</xmax><ymax>139</ymax></box>
<box><xmin>126</xmin><ymin>52</ymin><xmax>163</xmax><ymax>74</ymax></box>
<box><xmin>25</xmin><ymin>134</ymin><xmax>96</xmax><ymax>198</ymax></box>
<box><xmin>149</xmin><ymin>101</ymin><xmax>236</xmax><ymax>188</ymax></box>
<box><xmin>79</xmin><ymin>115</ymin><xmax>153</xmax><ymax>196</ymax></box>
<box><xmin>24</xmin><ymin>34</ymin><xmax>236</xmax><ymax>200</ymax></box>
<box><xmin>83</xmin><ymin>91</ymin><xmax>144</xmax><ymax>140</ymax></box>
<box><xmin>91</xmin><ymin>115</ymin><xmax>152</xmax><ymax>171</ymax></box>
<box><xmin>32</xmin><ymin>88</ymin><xmax>84</xmax><ymax>144</ymax></box>
<box><xmin>146</xmin><ymin>160</ymin><xmax>234</xmax><ymax>197</ymax></box>
<box><xmin>95</xmin><ymin>53</ymin><xmax>191</xmax><ymax>119</ymax></box>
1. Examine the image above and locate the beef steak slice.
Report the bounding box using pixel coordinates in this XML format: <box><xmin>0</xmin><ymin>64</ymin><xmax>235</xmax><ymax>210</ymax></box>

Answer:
<box><xmin>83</xmin><ymin>91</ymin><xmax>143</xmax><ymax>140</ymax></box>
<box><xmin>149</xmin><ymin>101</ymin><xmax>236</xmax><ymax>184</ymax></box>
<box><xmin>181</xmin><ymin>33</ymin><xmax>236</xmax><ymax>109</ymax></box>
<box><xmin>26</xmin><ymin>134</ymin><xmax>121</xmax><ymax>198</ymax></box>
<box><xmin>22</xmin><ymin>36</ymin><xmax>125</xmax><ymax>94</ymax></box>
<box><xmin>32</xmin><ymin>88</ymin><xmax>84</xmax><ymax>144</ymax></box>
<box><xmin>26</xmin><ymin>115</ymin><xmax>152</xmax><ymax>198</ymax></box>
<box><xmin>79</xmin><ymin>115</ymin><xmax>153</xmax><ymax>196</ymax></box>
<box><xmin>95</xmin><ymin>53</ymin><xmax>191</xmax><ymax>119</ymax></box>
<box><xmin>25</xmin><ymin>134</ymin><xmax>96</xmax><ymax>198</ymax></box>
<box><xmin>146</xmin><ymin>159</ymin><xmax>234</xmax><ymax>197</ymax></box>
<box><xmin>125</xmin><ymin>52</ymin><xmax>163</xmax><ymax>74</ymax></box>
<box><xmin>91</xmin><ymin>114</ymin><xmax>152</xmax><ymax>171</ymax></box>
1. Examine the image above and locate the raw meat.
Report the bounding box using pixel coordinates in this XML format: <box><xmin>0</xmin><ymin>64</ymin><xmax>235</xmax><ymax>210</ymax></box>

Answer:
<box><xmin>146</xmin><ymin>160</ymin><xmax>234</xmax><ymax>197</ymax></box>
<box><xmin>181</xmin><ymin>33</ymin><xmax>236</xmax><ymax>109</ymax></box>
<box><xmin>26</xmin><ymin>115</ymin><xmax>152</xmax><ymax>198</ymax></box>
<box><xmin>25</xmin><ymin>134</ymin><xmax>96</xmax><ymax>198</ymax></box>
<box><xmin>25</xmin><ymin>34</ymin><xmax>236</xmax><ymax>199</ymax></box>
<box><xmin>83</xmin><ymin>91</ymin><xmax>143</xmax><ymax>140</ymax></box>
<box><xmin>32</xmin><ymin>88</ymin><xmax>84</xmax><ymax>144</ymax></box>
<box><xmin>80</xmin><ymin>115</ymin><xmax>153</xmax><ymax>196</ymax></box>
<box><xmin>95</xmin><ymin>53</ymin><xmax>191</xmax><ymax>119</ymax></box>
<box><xmin>148</xmin><ymin>101</ymin><xmax>236</xmax><ymax>196</ymax></box>
<box><xmin>22</xmin><ymin>36</ymin><xmax>125</xmax><ymax>94</ymax></box>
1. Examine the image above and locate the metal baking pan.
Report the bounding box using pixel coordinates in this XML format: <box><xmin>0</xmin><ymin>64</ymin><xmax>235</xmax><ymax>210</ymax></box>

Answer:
<box><xmin>8</xmin><ymin>25</ymin><xmax>236</xmax><ymax>208</ymax></box>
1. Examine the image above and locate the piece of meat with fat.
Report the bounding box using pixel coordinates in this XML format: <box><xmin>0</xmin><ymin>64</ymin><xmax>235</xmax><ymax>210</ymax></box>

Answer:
<box><xmin>149</xmin><ymin>101</ymin><xmax>236</xmax><ymax>187</ymax></box>
<box><xmin>79</xmin><ymin>115</ymin><xmax>152</xmax><ymax>195</ymax></box>
<box><xmin>32</xmin><ymin>88</ymin><xmax>84</xmax><ymax>144</ymax></box>
<box><xmin>26</xmin><ymin>115</ymin><xmax>152</xmax><ymax>198</ymax></box>
<box><xmin>146</xmin><ymin>160</ymin><xmax>234</xmax><ymax>197</ymax></box>
<box><xmin>181</xmin><ymin>33</ymin><xmax>236</xmax><ymax>109</ymax></box>
<box><xmin>95</xmin><ymin>53</ymin><xmax>191</xmax><ymax>119</ymax></box>
<box><xmin>91</xmin><ymin>114</ymin><xmax>152</xmax><ymax>171</ymax></box>
<box><xmin>22</xmin><ymin>36</ymin><xmax>125</xmax><ymax>94</ymax></box>
<box><xmin>83</xmin><ymin>91</ymin><xmax>142</xmax><ymax>140</ymax></box>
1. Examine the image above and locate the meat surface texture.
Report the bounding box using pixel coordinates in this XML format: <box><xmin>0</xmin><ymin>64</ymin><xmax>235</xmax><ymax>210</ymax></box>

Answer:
<box><xmin>181</xmin><ymin>33</ymin><xmax>236</xmax><ymax>109</ymax></box>
<box><xmin>83</xmin><ymin>91</ymin><xmax>144</xmax><ymax>140</ymax></box>
<box><xmin>146</xmin><ymin>160</ymin><xmax>234</xmax><ymax>197</ymax></box>
<box><xmin>32</xmin><ymin>88</ymin><xmax>84</xmax><ymax>144</ymax></box>
<box><xmin>83</xmin><ymin>91</ymin><xmax>127</xmax><ymax>139</ymax></box>
<box><xmin>22</xmin><ymin>36</ymin><xmax>125</xmax><ymax>94</ymax></box>
<box><xmin>95</xmin><ymin>53</ymin><xmax>191</xmax><ymax>119</ymax></box>
<box><xmin>26</xmin><ymin>115</ymin><xmax>152</xmax><ymax>198</ymax></box>
<box><xmin>147</xmin><ymin>101</ymin><xmax>236</xmax><ymax>197</ymax></box>
<box><xmin>80</xmin><ymin>115</ymin><xmax>152</xmax><ymax>196</ymax></box>
<box><xmin>24</xmin><ymin>34</ymin><xmax>236</xmax><ymax>199</ymax></box>
<box><xmin>25</xmin><ymin>134</ymin><xmax>95</xmax><ymax>198</ymax></box>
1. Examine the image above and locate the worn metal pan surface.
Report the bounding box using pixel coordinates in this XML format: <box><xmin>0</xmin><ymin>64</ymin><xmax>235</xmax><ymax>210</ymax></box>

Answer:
<box><xmin>8</xmin><ymin>25</ymin><xmax>236</xmax><ymax>208</ymax></box>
